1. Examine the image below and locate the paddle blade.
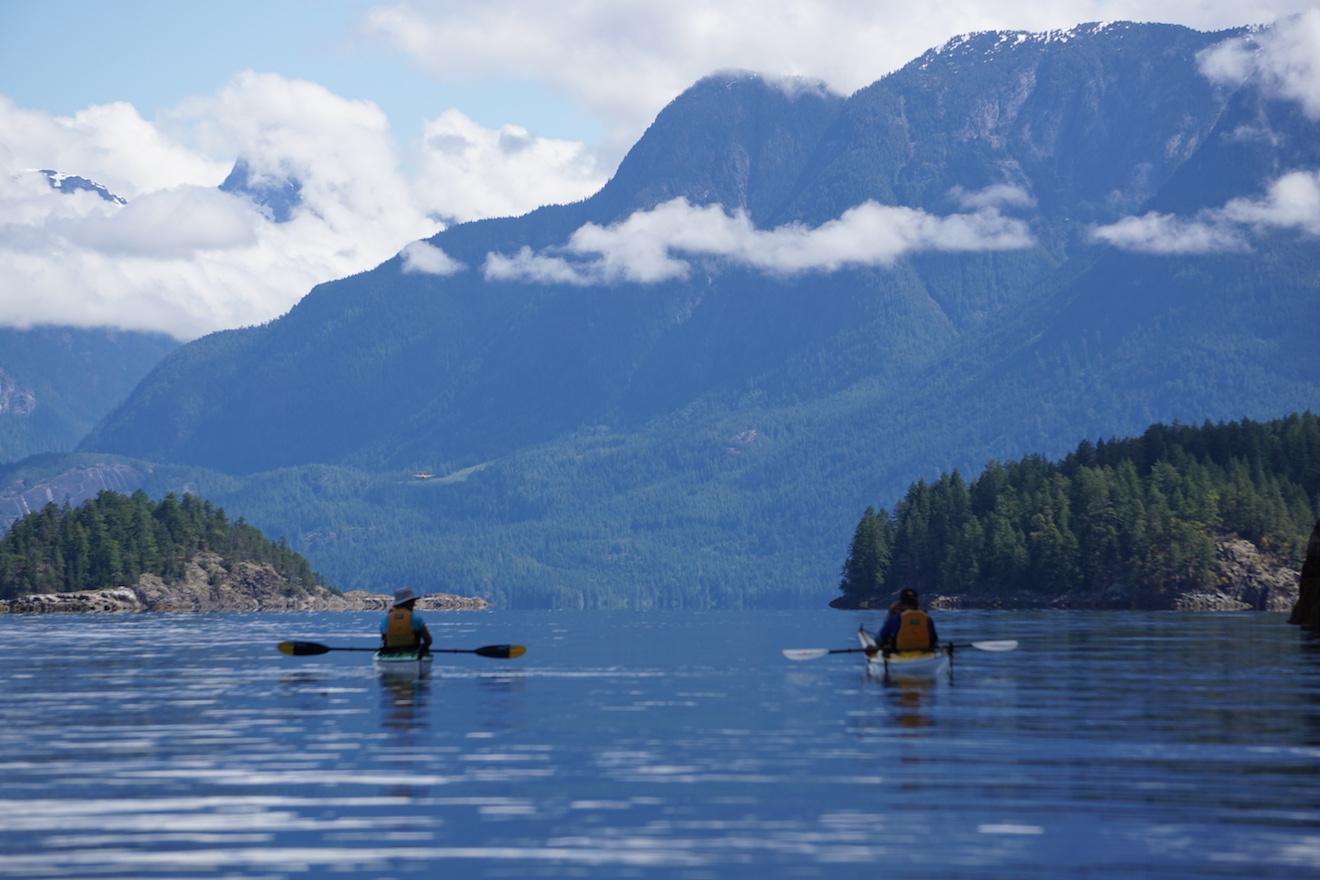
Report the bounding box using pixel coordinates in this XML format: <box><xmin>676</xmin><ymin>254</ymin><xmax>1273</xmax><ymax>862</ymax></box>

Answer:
<box><xmin>474</xmin><ymin>644</ymin><xmax>526</xmax><ymax>659</ymax></box>
<box><xmin>278</xmin><ymin>641</ymin><xmax>331</xmax><ymax>656</ymax></box>
<box><xmin>969</xmin><ymin>640</ymin><xmax>1018</xmax><ymax>652</ymax></box>
<box><xmin>782</xmin><ymin>648</ymin><xmax>830</xmax><ymax>661</ymax></box>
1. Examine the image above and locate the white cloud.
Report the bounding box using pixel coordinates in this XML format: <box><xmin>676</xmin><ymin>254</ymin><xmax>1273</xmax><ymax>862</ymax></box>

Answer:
<box><xmin>1087</xmin><ymin>212</ymin><xmax>1249</xmax><ymax>254</ymax></box>
<box><xmin>1089</xmin><ymin>169</ymin><xmax>1320</xmax><ymax>253</ymax></box>
<box><xmin>1198</xmin><ymin>10</ymin><xmax>1320</xmax><ymax>118</ymax></box>
<box><xmin>0</xmin><ymin>69</ymin><xmax>618</xmax><ymax>338</ymax></box>
<box><xmin>0</xmin><ymin>96</ymin><xmax>226</xmax><ymax>199</ymax></box>
<box><xmin>1221</xmin><ymin>169</ymin><xmax>1320</xmax><ymax>233</ymax></box>
<box><xmin>400</xmin><ymin>240</ymin><xmax>466</xmax><ymax>275</ymax></box>
<box><xmin>413</xmin><ymin>109</ymin><xmax>607</xmax><ymax>223</ymax></box>
<box><xmin>51</xmin><ymin>187</ymin><xmax>261</xmax><ymax>258</ymax></box>
<box><xmin>364</xmin><ymin>0</ymin><xmax>1317</xmax><ymax>164</ymax></box>
<box><xmin>0</xmin><ymin>76</ymin><xmax>450</xmax><ymax>338</ymax></box>
<box><xmin>0</xmin><ymin>81</ymin><xmax>436</xmax><ymax>337</ymax></box>
<box><xmin>951</xmin><ymin>183</ymin><xmax>1036</xmax><ymax>211</ymax></box>
<box><xmin>484</xmin><ymin>194</ymin><xmax>1035</xmax><ymax>285</ymax></box>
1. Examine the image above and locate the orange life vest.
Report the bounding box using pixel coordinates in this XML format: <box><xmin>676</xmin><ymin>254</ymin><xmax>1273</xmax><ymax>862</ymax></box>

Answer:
<box><xmin>384</xmin><ymin>607</ymin><xmax>419</xmax><ymax>647</ymax></box>
<box><xmin>894</xmin><ymin>609</ymin><xmax>933</xmax><ymax>651</ymax></box>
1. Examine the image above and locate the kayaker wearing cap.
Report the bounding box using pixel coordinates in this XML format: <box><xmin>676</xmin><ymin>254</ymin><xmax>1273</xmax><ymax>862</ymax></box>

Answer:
<box><xmin>876</xmin><ymin>588</ymin><xmax>938</xmax><ymax>652</ymax></box>
<box><xmin>380</xmin><ymin>587</ymin><xmax>434</xmax><ymax>654</ymax></box>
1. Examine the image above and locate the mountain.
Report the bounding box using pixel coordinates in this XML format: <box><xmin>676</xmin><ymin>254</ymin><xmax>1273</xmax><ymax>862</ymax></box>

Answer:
<box><xmin>36</xmin><ymin>169</ymin><xmax>127</xmax><ymax>205</ymax></box>
<box><xmin>0</xmin><ymin>326</ymin><xmax>179</xmax><ymax>464</ymax></box>
<box><xmin>218</xmin><ymin>158</ymin><xmax>303</xmax><ymax>223</ymax></box>
<box><xmin>69</xmin><ymin>21</ymin><xmax>1320</xmax><ymax>608</ymax></box>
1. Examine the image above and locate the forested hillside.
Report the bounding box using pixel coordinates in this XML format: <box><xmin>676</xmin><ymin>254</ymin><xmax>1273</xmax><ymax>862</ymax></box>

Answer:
<box><xmin>0</xmin><ymin>326</ymin><xmax>178</xmax><ymax>463</ymax></box>
<box><xmin>0</xmin><ymin>490</ymin><xmax>323</xmax><ymax>600</ymax></box>
<box><xmin>839</xmin><ymin>414</ymin><xmax>1320</xmax><ymax>607</ymax></box>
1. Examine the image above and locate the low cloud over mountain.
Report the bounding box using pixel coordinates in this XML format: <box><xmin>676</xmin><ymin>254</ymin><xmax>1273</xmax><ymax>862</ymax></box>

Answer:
<box><xmin>480</xmin><ymin>194</ymin><xmax>1035</xmax><ymax>285</ymax></box>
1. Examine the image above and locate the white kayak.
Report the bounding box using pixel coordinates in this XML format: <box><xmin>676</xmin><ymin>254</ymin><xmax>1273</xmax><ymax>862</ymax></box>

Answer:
<box><xmin>858</xmin><ymin>626</ymin><xmax>951</xmax><ymax>679</ymax></box>
<box><xmin>372</xmin><ymin>649</ymin><xmax>434</xmax><ymax>678</ymax></box>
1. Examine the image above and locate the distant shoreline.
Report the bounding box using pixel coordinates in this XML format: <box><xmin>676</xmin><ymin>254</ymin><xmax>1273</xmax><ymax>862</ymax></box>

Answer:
<box><xmin>0</xmin><ymin>552</ymin><xmax>490</xmax><ymax>614</ymax></box>
<box><xmin>0</xmin><ymin>587</ymin><xmax>490</xmax><ymax>614</ymax></box>
<box><xmin>830</xmin><ymin>537</ymin><xmax>1299</xmax><ymax>612</ymax></box>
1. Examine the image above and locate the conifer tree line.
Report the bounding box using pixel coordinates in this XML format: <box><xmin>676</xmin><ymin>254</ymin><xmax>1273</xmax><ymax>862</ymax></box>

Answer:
<box><xmin>840</xmin><ymin>414</ymin><xmax>1320</xmax><ymax>603</ymax></box>
<box><xmin>0</xmin><ymin>489</ymin><xmax>323</xmax><ymax>600</ymax></box>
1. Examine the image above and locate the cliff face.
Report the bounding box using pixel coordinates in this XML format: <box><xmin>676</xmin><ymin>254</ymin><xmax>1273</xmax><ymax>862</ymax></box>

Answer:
<box><xmin>0</xmin><ymin>462</ymin><xmax>149</xmax><ymax>531</ymax></box>
<box><xmin>0</xmin><ymin>552</ymin><xmax>490</xmax><ymax>613</ymax></box>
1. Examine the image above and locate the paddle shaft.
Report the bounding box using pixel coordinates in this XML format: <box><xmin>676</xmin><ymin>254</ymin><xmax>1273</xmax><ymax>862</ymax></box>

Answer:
<box><xmin>278</xmin><ymin>641</ymin><xmax>525</xmax><ymax>658</ymax></box>
<box><xmin>783</xmin><ymin>639</ymin><xmax>1016</xmax><ymax>661</ymax></box>
<box><xmin>294</xmin><ymin>647</ymin><xmax>497</xmax><ymax>653</ymax></box>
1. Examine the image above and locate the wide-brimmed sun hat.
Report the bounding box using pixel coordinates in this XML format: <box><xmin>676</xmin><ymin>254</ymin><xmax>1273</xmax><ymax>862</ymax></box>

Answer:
<box><xmin>392</xmin><ymin>587</ymin><xmax>421</xmax><ymax>607</ymax></box>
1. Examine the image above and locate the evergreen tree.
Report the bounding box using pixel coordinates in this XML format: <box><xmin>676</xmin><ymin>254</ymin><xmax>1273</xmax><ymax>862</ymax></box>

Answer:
<box><xmin>839</xmin><ymin>506</ymin><xmax>895</xmax><ymax>599</ymax></box>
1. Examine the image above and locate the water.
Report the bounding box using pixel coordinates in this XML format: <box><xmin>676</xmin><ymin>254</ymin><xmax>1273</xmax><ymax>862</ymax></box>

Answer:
<box><xmin>1</xmin><ymin>609</ymin><xmax>1318</xmax><ymax>879</ymax></box>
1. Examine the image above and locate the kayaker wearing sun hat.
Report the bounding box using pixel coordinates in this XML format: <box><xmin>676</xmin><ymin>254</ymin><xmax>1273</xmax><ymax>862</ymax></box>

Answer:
<box><xmin>380</xmin><ymin>587</ymin><xmax>434</xmax><ymax>654</ymax></box>
<box><xmin>876</xmin><ymin>588</ymin><xmax>938</xmax><ymax>652</ymax></box>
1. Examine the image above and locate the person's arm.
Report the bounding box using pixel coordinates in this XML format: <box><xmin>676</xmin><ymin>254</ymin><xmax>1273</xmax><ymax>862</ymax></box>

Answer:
<box><xmin>928</xmin><ymin>617</ymin><xmax>938</xmax><ymax>645</ymax></box>
<box><xmin>417</xmin><ymin>624</ymin><xmax>433</xmax><ymax>652</ymax></box>
<box><xmin>877</xmin><ymin>614</ymin><xmax>899</xmax><ymax>644</ymax></box>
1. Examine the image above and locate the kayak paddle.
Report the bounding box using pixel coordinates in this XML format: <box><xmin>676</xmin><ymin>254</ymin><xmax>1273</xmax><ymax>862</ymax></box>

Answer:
<box><xmin>278</xmin><ymin>641</ymin><xmax>526</xmax><ymax>658</ymax></box>
<box><xmin>782</xmin><ymin>640</ymin><xmax>1017</xmax><ymax>661</ymax></box>
<box><xmin>946</xmin><ymin>640</ymin><xmax>1018</xmax><ymax>652</ymax></box>
<box><xmin>782</xmin><ymin>647</ymin><xmax>870</xmax><ymax>661</ymax></box>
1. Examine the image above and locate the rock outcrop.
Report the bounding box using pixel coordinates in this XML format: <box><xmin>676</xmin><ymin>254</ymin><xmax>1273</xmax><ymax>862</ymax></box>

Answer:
<box><xmin>1287</xmin><ymin>521</ymin><xmax>1320</xmax><ymax>629</ymax></box>
<box><xmin>0</xmin><ymin>551</ymin><xmax>490</xmax><ymax>613</ymax></box>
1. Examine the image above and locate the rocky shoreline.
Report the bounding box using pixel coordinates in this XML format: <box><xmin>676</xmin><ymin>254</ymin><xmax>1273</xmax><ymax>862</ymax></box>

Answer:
<box><xmin>0</xmin><ymin>552</ymin><xmax>490</xmax><ymax>614</ymax></box>
<box><xmin>832</xmin><ymin>537</ymin><xmax>1301</xmax><ymax>612</ymax></box>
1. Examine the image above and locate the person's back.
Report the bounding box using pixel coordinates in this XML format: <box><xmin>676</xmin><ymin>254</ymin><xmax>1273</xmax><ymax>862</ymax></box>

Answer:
<box><xmin>878</xmin><ymin>588</ymin><xmax>937</xmax><ymax>651</ymax></box>
<box><xmin>380</xmin><ymin>587</ymin><xmax>433</xmax><ymax>653</ymax></box>
<box><xmin>892</xmin><ymin>607</ymin><xmax>935</xmax><ymax>651</ymax></box>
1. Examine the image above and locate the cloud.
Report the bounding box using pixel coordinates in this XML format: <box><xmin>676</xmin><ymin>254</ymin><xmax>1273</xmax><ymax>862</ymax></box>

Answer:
<box><xmin>0</xmin><ymin>71</ymin><xmax>612</xmax><ymax>339</ymax></box>
<box><xmin>951</xmin><ymin>183</ymin><xmax>1036</xmax><ymax>211</ymax></box>
<box><xmin>0</xmin><ymin>97</ymin><xmax>227</xmax><ymax>200</ymax></box>
<box><xmin>400</xmin><ymin>240</ymin><xmax>466</xmax><ymax>275</ymax></box>
<box><xmin>363</xmin><ymin>0</ymin><xmax>1316</xmax><ymax>164</ymax></box>
<box><xmin>484</xmin><ymin>194</ymin><xmax>1035</xmax><ymax>285</ymax></box>
<box><xmin>1087</xmin><ymin>212</ymin><xmax>1249</xmax><ymax>254</ymax></box>
<box><xmin>1198</xmin><ymin>10</ymin><xmax>1320</xmax><ymax>118</ymax></box>
<box><xmin>51</xmin><ymin>187</ymin><xmax>261</xmax><ymax>258</ymax></box>
<box><xmin>1089</xmin><ymin>169</ymin><xmax>1320</xmax><ymax>253</ymax></box>
<box><xmin>413</xmin><ymin>109</ymin><xmax>607</xmax><ymax>223</ymax></box>
<box><xmin>0</xmin><ymin>76</ymin><xmax>451</xmax><ymax>339</ymax></box>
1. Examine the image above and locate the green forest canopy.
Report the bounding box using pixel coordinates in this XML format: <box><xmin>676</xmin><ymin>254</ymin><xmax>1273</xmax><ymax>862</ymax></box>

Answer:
<box><xmin>0</xmin><ymin>489</ymin><xmax>325</xmax><ymax>601</ymax></box>
<box><xmin>840</xmin><ymin>413</ymin><xmax>1320</xmax><ymax>604</ymax></box>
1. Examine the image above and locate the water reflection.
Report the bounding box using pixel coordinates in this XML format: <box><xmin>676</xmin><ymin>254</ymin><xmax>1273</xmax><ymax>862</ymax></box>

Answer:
<box><xmin>380</xmin><ymin>675</ymin><xmax>429</xmax><ymax>731</ymax></box>
<box><xmin>472</xmin><ymin>670</ymin><xmax>528</xmax><ymax>734</ymax></box>
<box><xmin>886</xmin><ymin>678</ymin><xmax>934</xmax><ymax>731</ymax></box>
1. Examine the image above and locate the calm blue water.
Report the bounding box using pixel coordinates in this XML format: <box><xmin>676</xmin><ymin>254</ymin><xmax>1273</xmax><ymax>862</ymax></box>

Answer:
<box><xmin>1</xmin><ymin>609</ymin><xmax>1318</xmax><ymax>879</ymax></box>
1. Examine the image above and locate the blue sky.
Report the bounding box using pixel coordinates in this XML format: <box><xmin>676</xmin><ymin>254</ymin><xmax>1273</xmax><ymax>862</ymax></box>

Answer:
<box><xmin>0</xmin><ymin>0</ymin><xmax>598</xmax><ymax>144</ymax></box>
<box><xmin>0</xmin><ymin>0</ymin><xmax>1315</xmax><ymax>340</ymax></box>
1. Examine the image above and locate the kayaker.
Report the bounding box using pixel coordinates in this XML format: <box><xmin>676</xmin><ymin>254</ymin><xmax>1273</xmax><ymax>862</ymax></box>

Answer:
<box><xmin>380</xmin><ymin>587</ymin><xmax>434</xmax><ymax>654</ymax></box>
<box><xmin>876</xmin><ymin>588</ymin><xmax>938</xmax><ymax>652</ymax></box>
